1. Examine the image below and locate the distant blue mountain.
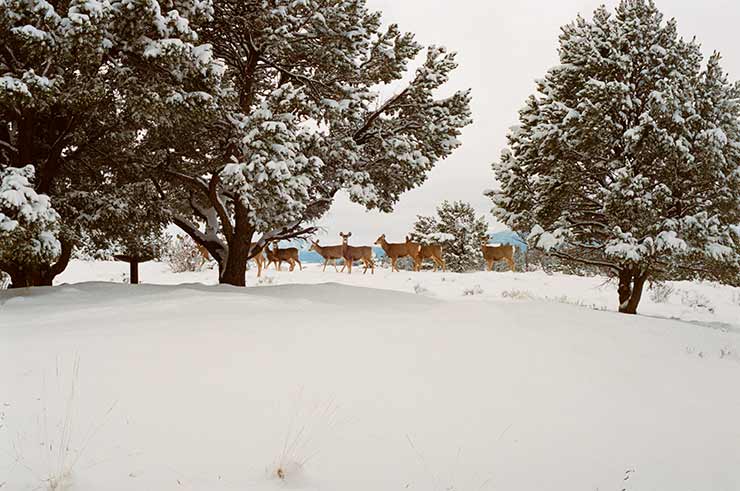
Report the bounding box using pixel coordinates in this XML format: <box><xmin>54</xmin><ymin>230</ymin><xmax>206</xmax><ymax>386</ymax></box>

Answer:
<box><xmin>489</xmin><ymin>230</ymin><xmax>527</xmax><ymax>252</ymax></box>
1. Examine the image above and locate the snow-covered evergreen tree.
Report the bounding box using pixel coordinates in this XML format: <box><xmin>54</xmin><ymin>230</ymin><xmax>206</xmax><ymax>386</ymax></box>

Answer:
<box><xmin>0</xmin><ymin>0</ymin><xmax>224</xmax><ymax>286</ymax></box>
<box><xmin>489</xmin><ymin>0</ymin><xmax>740</xmax><ymax>314</ymax></box>
<box><xmin>409</xmin><ymin>215</ymin><xmax>442</xmax><ymax>245</ymax></box>
<box><xmin>411</xmin><ymin>201</ymin><xmax>487</xmax><ymax>273</ymax></box>
<box><xmin>0</xmin><ymin>166</ymin><xmax>60</xmax><ymax>286</ymax></box>
<box><xmin>158</xmin><ymin>0</ymin><xmax>473</xmax><ymax>285</ymax></box>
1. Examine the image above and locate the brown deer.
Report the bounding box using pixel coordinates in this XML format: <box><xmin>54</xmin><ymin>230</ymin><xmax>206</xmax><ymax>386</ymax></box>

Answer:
<box><xmin>481</xmin><ymin>241</ymin><xmax>516</xmax><ymax>272</ymax></box>
<box><xmin>406</xmin><ymin>237</ymin><xmax>446</xmax><ymax>272</ymax></box>
<box><xmin>266</xmin><ymin>244</ymin><xmax>303</xmax><ymax>272</ymax></box>
<box><xmin>195</xmin><ymin>243</ymin><xmax>210</xmax><ymax>263</ymax></box>
<box><xmin>308</xmin><ymin>239</ymin><xmax>343</xmax><ymax>272</ymax></box>
<box><xmin>339</xmin><ymin>232</ymin><xmax>374</xmax><ymax>274</ymax></box>
<box><xmin>374</xmin><ymin>234</ymin><xmax>416</xmax><ymax>272</ymax></box>
<box><xmin>248</xmin><ymin>242</ymin><xmax>267</xmax><ymax>277</ymax></box>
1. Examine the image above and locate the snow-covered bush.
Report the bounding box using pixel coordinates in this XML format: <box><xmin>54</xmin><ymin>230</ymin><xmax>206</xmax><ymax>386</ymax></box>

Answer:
<box><xmin>413</xmin><ymin>283</ymin><xmax>431</xmax><ymax>295</ymax></box>
<box><xmin>0</xmin><ymin>271</ymin><xmax>9</xmax><ymax>289</ymax></box>
<box><xmin>410</xmin><ymin>201</ymin><xmax>488</xmax><ymax>272</ymax></box>
<box><xmin>165</xmin><ymin>235</ymin><xmax>209</xmax><ymax>273</ymax></box>
<box><xmin>679</xmin><ymin>290</ymin><xmax>715</xmax><ymax>314</ymax></box>
<box><xmin>490</xmin><ymin>0</ymin><xmax>740</xmax><ymax>314</ymax></box>
<box><xmin>0</xmin><ymin>166</ymin><xmax>61</xmax><ymax>284</ymax></box>
<box><xmin>463</xmin><ymin>285</ymin><xmax>484</xmax><ymax>296</ymax></box>
<box><xmin>649</xmin><ymin>282</ymin><xmax>675</xmax><ymax>304</ymax></box>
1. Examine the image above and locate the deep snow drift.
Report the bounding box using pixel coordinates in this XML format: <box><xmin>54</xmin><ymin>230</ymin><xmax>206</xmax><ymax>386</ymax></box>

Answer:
<box><xmin>1</xmin><ymin>262</ymin><xmax>739</xmax><ymax>491</ymax></box>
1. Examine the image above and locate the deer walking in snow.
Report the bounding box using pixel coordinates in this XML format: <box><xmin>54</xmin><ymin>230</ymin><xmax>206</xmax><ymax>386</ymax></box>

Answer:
<box><xmin>406</xmin><ymin>238</ymin><xmax>446</xmax><ymax>272</ymax></box>
<box><xmin>266</xmin><ymin>244</ymin><xmax>303</xmax><ymax>272</ymax></box>
<box><xmin>249</xmin><ymin>242</ymin><xmax>267</xmax><ymax>277</ymax></box>
<box><xmin>308</xmin><ymin>239</ymin><xmax>344</xmax><ymax>272</ymax></box>
<box><xmin>339</xmin><ymin>232</ymin><xmax>374</xmax><ymax>274</ymax></box>
<box><xmin>374</xmin><ymin>234</ymin><xmax>416</xmax><ymax>272</ymax></box>
<box><xmin>481</xmin><ymin>241</ymin><xmax>516</xmax><ymax>272</ymax></box>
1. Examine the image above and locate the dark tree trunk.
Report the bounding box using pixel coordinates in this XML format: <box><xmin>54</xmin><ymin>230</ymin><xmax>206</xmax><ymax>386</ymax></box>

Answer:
<box><xmin>5</xmin><ymin>239</ymin><xmax>73</xmax><ymax>289</ymax></box>
<box><xmin>617</xmin><ymin>265</ymin><xmax>649</xmax><ymax>315</ymax></box>
<box><xmin>219</xmin><ymin>201</ymin><xmax>253</xmax><ymax>287</ymax></box>
<box><xmin>130</xmin><ymin>260</ymin><xmax>139</xmax><ymax>284</ymax></box>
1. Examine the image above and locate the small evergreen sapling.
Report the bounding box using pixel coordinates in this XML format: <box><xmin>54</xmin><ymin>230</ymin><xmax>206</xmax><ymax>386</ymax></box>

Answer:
<box><xmin>410</xmin><ymin>201</ymin><xmax>488</xmax><ymax>273</ymax></box>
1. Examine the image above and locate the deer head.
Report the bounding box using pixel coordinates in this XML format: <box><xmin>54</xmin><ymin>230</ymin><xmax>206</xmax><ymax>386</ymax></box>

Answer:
<box><xmin>308</xmin><ymin>239</ymin><xmax>320</xmax><ymax>252</ymax></box>
<box><xmin>374</xmin><ymin>234</ymin><xmax>387</xmax><ymax>246</ymax></box>
<box><xmin>339</xmin><ymin>232</ymin><xmax>352</xmax><ymax>245</ymax></box>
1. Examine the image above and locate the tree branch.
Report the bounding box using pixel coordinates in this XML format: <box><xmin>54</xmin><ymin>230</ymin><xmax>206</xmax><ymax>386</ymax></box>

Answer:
<box><xmin>549</xmin><ymin>250</ymin><xmax>621</xmax><ymax>273</ymax></box>
<box><xmin>208</xmin><ymin>173</ymin><xmax>234</xmax><ymax>240</ymax></box>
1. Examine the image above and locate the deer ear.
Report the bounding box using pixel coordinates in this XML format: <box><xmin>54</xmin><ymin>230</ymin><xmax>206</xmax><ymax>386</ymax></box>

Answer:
<box><xmin>348</xmin><ymin>232</ymin><xmax>352</xmax><ymax>237</ymax></box>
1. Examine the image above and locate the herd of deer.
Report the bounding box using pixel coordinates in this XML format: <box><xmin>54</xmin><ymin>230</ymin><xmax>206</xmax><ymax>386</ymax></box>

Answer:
<box><xmin>205</xmin><ymin>233</ymin><xmax>517</xmax><ymax>277</ymax></box>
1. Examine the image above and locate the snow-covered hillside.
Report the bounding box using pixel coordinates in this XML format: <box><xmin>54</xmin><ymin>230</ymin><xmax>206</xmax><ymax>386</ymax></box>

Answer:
<box><xmin>1</xmin><ymin>262</ymin><xmax>739</xmax><ymax>491</ymax></box>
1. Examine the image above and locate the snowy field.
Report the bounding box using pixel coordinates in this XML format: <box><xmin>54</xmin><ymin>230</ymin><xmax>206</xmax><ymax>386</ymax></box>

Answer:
<box><xmin>1</xmin><ymin>260</ymin><xmax>739</xmax><ymax>490</ymax></box>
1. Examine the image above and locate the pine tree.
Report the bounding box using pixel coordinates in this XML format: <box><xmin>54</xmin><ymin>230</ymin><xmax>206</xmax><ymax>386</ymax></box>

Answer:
<box><xmin>158</xmin><ymin>0</ymin><xmax>473</xmax><ymax>286</ymax></box>
<box><xmin>409</xmin><ymin>215</ymin><xmax>441</xmax><ymax>245</ymax></box>
<box><xmin>0</xmin><ymin>0</ymin><xmax>224</xmax><ymax>286</ymax></box>
<box><xmin>489</xmin><ymin>0</ymin><xmax>740</xmax><ymax>314</ymax></box>
<box><xmin>0</xmin><ymin>166</ymin><xmax>60</xmax><ymax>286</ymax></box>
<box><xmin>411</xmin><ymin>201</ymin><xmax>488</xmax><ymax>273</ymax></box>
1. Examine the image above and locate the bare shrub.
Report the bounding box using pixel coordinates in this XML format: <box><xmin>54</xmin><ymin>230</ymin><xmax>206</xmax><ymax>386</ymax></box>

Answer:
<box><xmin>679</xmin><ymin>290</ymin><xmax>715</xmax><ymax>314</ymax></box>
<box><xmin>10</xmin><ymin>357</ymin><xmax>115</xmax><ymax>491</ymax></box>
<box><xmin>648</xmin><ymin>282</ymin><xmax>675</xmax><ymax>304</ymax></box>
<box><xmin>165</xmin><ymin>235</ymin><xmax>209</xmax><ymax>273</ymax></box>
<box><xmin>501</xmin><ymin>289</ymin><xmax>535</xmax><ymax>300</ymax></box>
<box><xmin>268</xmin><ymin>393</ymin><xmax>339</xmax><ymax>483</ymax></box>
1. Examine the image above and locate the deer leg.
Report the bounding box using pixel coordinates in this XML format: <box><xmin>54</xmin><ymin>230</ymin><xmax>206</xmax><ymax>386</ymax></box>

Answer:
<box><xmin>507</xmin><ymin>257</ymin><xmax>516</xmax><ymax>272</ymax></box>
<box><xmin>332</xmin><ymin>259</ymin><xmax>339</xmax><ymax>272</ymax></box>
<box><xmin>391</xmin><ymin>257</ymin><xmax>398</xmax><ymax>272</ymax></box>
<box><xmin>297</xmin><ymin>259</ymin><xmax>303</xmax><ymax>271</ymax></box>
<box><xmin>322</xmin><ymin>258</ymin><xmax>328</xmax><ymax>272</ymax></box>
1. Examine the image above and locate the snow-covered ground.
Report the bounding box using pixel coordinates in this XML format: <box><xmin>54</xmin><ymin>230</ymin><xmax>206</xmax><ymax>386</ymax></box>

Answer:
<box><xmin>1</xmin><ymin>260</ymin><xmax>739</xmax><ymax>491</ymax></box>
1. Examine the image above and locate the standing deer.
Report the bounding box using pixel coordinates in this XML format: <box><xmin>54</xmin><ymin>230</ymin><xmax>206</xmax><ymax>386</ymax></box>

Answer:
<box><xmin>339</xmin><ymin>232</ymin><xmax>374</xmax><ymax>274</ymax></box>
<box><xmin>374</xmin><ymin>234</ymin><xmax>416</xmax><ymax>272</ymax></box>
<box><xmin>308</xmin><ymin>239</ymin><xmax>343</xmax><ymax>272</ymax></box>
<box><xmin>249</xmin><ymin>242</ymin><xmax>267</xmax><ymax>277</ymax></box>
<box><xmin>406</xmin><ymin>237</ymin><xmax>446</xmax><ymax>272</ymax></box>
<box><xmin>194</xmin><ymin>243</ymin><xmax>211</xmax><ymax>268</ymax></box>
<box><xmin>481</xmin><ymin>241</ymin><xmax>516</xmax><ymax>272</ymax></box>
<box><xmin>266</xmin><ymin>244</ymin><xmax>303</xmax><ymax>272</ymax></box>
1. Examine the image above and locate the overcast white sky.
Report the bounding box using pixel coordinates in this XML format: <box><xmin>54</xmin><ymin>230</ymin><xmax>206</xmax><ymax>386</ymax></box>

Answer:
<box><xmin>314</xmin><ymin>0</ymin><xmax>740</xmax><ymax>245</ymax></box>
